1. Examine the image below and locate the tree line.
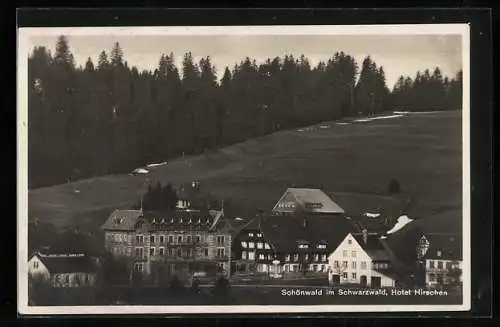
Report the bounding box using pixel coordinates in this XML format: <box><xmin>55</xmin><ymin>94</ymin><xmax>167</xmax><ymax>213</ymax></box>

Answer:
<box><xmin>28</xmin><ymin>36</ymin><xmax>462</xmax><ymax>188</ymax></box>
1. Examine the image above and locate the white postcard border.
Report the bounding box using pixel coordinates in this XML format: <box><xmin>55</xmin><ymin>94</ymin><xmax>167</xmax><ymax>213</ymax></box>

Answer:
<box><xmin>17</xmin><ymin>24</ymin><xmax>471</xmax><ymax>315</ymax></box>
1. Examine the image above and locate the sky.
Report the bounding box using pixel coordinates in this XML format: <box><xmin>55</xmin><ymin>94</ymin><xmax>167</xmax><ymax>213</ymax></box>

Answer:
<box><xmin>27</xmin><ymin>34</ymin><xmax>463</xmax><ymax>89</ymax></box>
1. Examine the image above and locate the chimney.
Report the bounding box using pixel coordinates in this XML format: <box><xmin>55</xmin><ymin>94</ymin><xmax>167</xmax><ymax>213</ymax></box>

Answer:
<box><xmin>362</xmin><ymin>228</ymin><xmax>368</xmax><ymax>244</ymax></box>
<box><xmin>191</xmin><ymin>181</ymin><xmax>196</xmax><ymax>189</ymax></box>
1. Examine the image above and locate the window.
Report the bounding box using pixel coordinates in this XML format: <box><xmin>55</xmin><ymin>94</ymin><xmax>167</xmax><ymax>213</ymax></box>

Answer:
<box><xmin>65</xmin><ymin>275</ymin><xmax>70</xmax><ymax>283</ymax></box>
<box><xmin>446</xmin><ymin>262</ymin><xmax>452</xmax><ymax>269</ymax></box>
<box><xmin>361</xmin><ymin>261</ymin><xmax>367</xmax><ymax>269</ymax></box>
<box><xmin>429</xmin><ymin>273</ymin><xmax>436</xmax><ymax>282</ymax></box>
<box><xmin>159</xmin><ymin>247</ymin><xmax>165</xmax><ymax>256</ymax></box>
<box><xmin>150</xmin><ymin>235</ymin><xmax>155</xmax><ymax>243</ymax></box>
<box><xmin>437</xmin><ymin>261</ymin><xmax>443</xmax><ymax>269</ymax></box>
<box><xmin>217</xmin><ymin>235</ymin><xmax>225</xmax><ymax>244</ymax></box>
<box><xmin>320</xmin><ymin>265</ymin><xmax>325</xmax><ymax>272</ymax></box>
<box><xmin>168</xmin><ymin>235</ymin><xmax>174</xmax><ymax>243</ymax></box>
<box><xmin>178</xmin><ymin>236</ymin><xmax>183</xmax><ymax>243</ymax></box>
<box><xmin>150</xmin><ymin>247</ymin><xmax>155</xmax><ymax>256</ymax></box>
<box><xmin>241</xmin><ymin>241</ymin><xmax>248</xmax><ymax>248</ymax></box>
<box><xmin>437</xmin><ymin>250</ymin><xmax>442</xmax><ymax>257</ymax></box>
<box><xmin>249</xmin><ymin>242</ymin><xmax>255</xmax><ymax>249</ymax></box>
<box><xmin>242</xmin><ymin>251</ymin><xmax>247</xmax><ymax>260</ymax></box>
<box><xmin>321</xmin><ymin>254</ymin><xmax>327</xmax><ymax>262</ymax></box>
<box><xmin>429</xmin><ymin>260</ymin><xmax>435</xmax><ymax>268</ymax></box>
<box><xmin>248</xmin><ymin>252</ymin><xmax>255</xmax><ymax>260</ymax></box>
<box><xmin>187</xmin><ymin>235</ymin><xmax>192</xmax><ymax>243</ymax></box>
<box><xmin>195</xmin><ymin>235</ymin><xmax>201</xmax><ymax>243</ymax></box>
<box><xmin>343</xmin><ymin>250</ymin><xmax>348</xmax><ymax>257</ymax></box>
<box><xmin>334</xmin><ymin>260</ymin><xmax>339</xmax><ymax>268</ymax></box>
<box><xmin>177</xmin><ymin>248</ymin><xmax>182</xmax><ymax>257</ymax></box>
<box><xmin>285</xmin><ymin>254</ymin><xmax>290</xmax><ymax>262</ymax></box>
<box><xmin>351</xmin><ymin>250</ymin><xmax>356</xmax><ymax>257</ymax></box>
<box><xmin>217</xmin><ymin>248</ymin><xmax>225</xmax><ymax>258</ymax></box>
<box><xmin>186</xmin><ymin>249</ymin><xmax>192</xmax><ymax>257</ymax></box>
<box><xmin>348</xmin><ymin>239</ymin><xmax>352</xmax><ymax>245</ymax></box>
<box><xmin>342</xmin><ymin>272</ymin><xmax>348</xmax><ymax>279</ymax></box>
<box><xmin>257</xmin><ymin>233</ymin><xmax>262</xmax><ymax>237</ymax></box>
<box><xmin>204</xmin><ymin>248</ymin><xmax>209</xmax><ymax>257</ymax></box>
<box><xmin>135</xmin><ymin>247</ymin><xmax>144</xmax><ymax>258</ymax></box>
<box><xmin>264</xmin><ymin>243</ymin><xmax>271</xmax><ymax>249</ymax></box>
<box><xmin>352</xmin><ymin>272</ymin><xmax>357</xmax><ymax>280</ymax></box>
<box><xmin>168</xmin><ymin>248</ymin><xmax>173</xmax><ymax>257</ymax></box>
<box><xmin>257</xmin><ymin>242</ymin><xmax>263</xmax><ymax>249</ymax></box>
<box><xmin>298</xmin><ymin>244</ymin><xmax>308</xmax><ymax>249</ymax></box>
<box><xmin>136</xmin><ymin>235</ymin><xmax>144</xmax><ymax>243</ymax></box>
<box><xmin>259</xmin><ymin>253</ymin><xmax>265</xmax><ymax>260</ymax></box>
<box><xmin>159</xmin><ymin>236</ymin><xmax>164</xmax><ymax>244</ymax></box>
<box><xmin>314</xmin><ymin>254</ymin><xmax>319</xmax><ymax>262</ymax></box>
<box><xmin>313</xmin><ymin>264</ymin><xmax>318</xmax><ymax>271</ymax></box>
<box><xmin>305</xmin><ymin>254</ymin><xmax>309</xmax><ymax>261</ymax></box>
<box><xmin>248</xmin><ymin>233</ymin><xmax>254</xmax><ymax>237</ymax></box>
<box><xmin>352</xmin><ymin>261</ymin><xmax>357</xmax><ymax>269</ymax></box>
<box><xmin>134</xmin><ymin>263</ymin><xmax>144</xmax><ymax>272</ymax></box>
<box><xmin>268</xmin><ymin>254</ymin><xmax>272</xmax><ymax>260</ymax></box>
<box><xmin>294</xmin><ymin>254</ymin><xmax>299</xmax><ymax>262</ymax></box>
<box><xmin>342</xmin><ymin>261</ymin><xmax>348</xmax><ymax>268</ymax></box>
<box><xmin>285</xmin><ymin>265</ymin><xmax>289</xmax><ymax>272</ymax></box>
<box><xmin>85</xmin><ymin>275</ymin><xmax>90</xmax><ymax>284</ymax></box>
<box><xmin>317</xmin><ymin>244</ymin><xmax>326</xmax><ymax>249</ymax></box>
<box><xmin>33</xmin><ymin>261</ymin><xmax>38</xmax><ymax>269</ymax></box>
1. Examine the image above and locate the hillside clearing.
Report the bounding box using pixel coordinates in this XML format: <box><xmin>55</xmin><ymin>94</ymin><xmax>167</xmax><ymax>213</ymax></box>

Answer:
<box><xmin>27</xmin><ymin>111</ymin><xmax>463</xmax><ymax>235</ymax></box>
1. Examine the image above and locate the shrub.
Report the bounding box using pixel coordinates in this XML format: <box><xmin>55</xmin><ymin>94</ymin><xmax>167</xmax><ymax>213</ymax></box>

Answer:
<box><xmin>388</xmin><ymin>179</ymin><xmax>402</xmax><ymax>194</ymax></box>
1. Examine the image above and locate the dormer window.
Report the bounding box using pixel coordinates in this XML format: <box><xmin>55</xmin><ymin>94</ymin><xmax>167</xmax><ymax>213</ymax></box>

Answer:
<box><xmin>257</xmin><ymin>233</ymin><xmax>262</xmax><ymax>237</ymax></box>
<box><xmin>248</xmin><ymin>233</ymin><xmax>254</xmax><ymax>237</ymax></box>
<box><xmin>437</xmin><ymin>250</ymin><xmax>442</xmax><ymax>257</ymax></box>
<box><xmin>317</xmin><ymin>244</ymin><xmax>326</xmax><ymax>249</ymax></box>
<box><xmin>298</xmin><ymin>244</ymin><xmax>308</xmax><ymax>249</ymax></box>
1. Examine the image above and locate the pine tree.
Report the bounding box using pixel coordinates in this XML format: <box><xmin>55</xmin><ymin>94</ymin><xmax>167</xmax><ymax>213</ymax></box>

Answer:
<box><xmin>98</xmin><ymin>50</ymin><xmax>109</xmax><ymax>70</ymax></box>
<box><xmin>110</xmin><ymin>42</ymin><xmax>124</xmax><ymax>66</ymax></box>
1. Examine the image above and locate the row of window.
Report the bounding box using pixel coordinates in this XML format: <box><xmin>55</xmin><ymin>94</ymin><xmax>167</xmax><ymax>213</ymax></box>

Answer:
<box><xmin>428</xmin><ymin>260</ymin><xmax>459</xmax><ymax>270</ymax></box>
<box><xmin>333</xmin><ymin>260</ymin><xmax>368</xmax><ymax>270</ymax></box>
<box><xmin>241</xmin><ymin>241</ymin><xmax>270</xmax><ymax>249</ymax></box>
<box><xmin>135</xmin><ymin>246</ymin><xmax>225</xmax><ymax>258</ymax></box>
<box><xmin>55</xmin><ymin>274</ymin><xmax>91</xmax><ymax>285</ymax></box>
<box><xmin>342</xmin><ymin>249</ymin><xmax>357</xmax><ymax>257</ymax></box>
<box><xmin>241</xmin><ymin>251</ymin><xmax>273</xmax><ymax>261</ymax></box>
<box><xmin>134</xmin><ymin>234</ymin><xmax>226</xmax><ymax>245</ymax></box>
<box><xmin>284</xmin><ymin>264</ymin><xmax>327</xmax><ymax>273</ymax></box>
<box><xmin>247</xmin><ymin>232</ymin><xmax>262</xmax><ymax>238</ymax></box>
<box><xmin>285</xmin><ymin>254</ymin><xmax>328</xmax><ymax>262</ymax></box>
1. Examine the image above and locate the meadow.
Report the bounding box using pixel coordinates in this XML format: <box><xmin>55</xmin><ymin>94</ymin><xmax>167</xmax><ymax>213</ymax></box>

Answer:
<box><xmin>27</xmin><ymin>111</ymin><xmax>463</xmax><ymax>238</ymax></box>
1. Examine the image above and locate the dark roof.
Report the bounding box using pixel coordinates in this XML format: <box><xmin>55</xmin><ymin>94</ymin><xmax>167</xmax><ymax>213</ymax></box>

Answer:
<box><xmin>423</xmin><ymin>233</ymin><xmax>462</xmax><ymax>260</ymax></box>
<box><xmin>35</xmin><ymin>253</ymin><xmax>97</xmax><ymax>274</ymax></box>
<box><xmin>237</xmin><ymin>214</ymin><xmax>356</xmax><ymax>253</ymax></box>
<box><xmin>352</xmin><ymin>233</ymin><xmax>392</xmax><ymax>261</ymax></box>
<box><xmin>141</xmin><ymin>210</ymin><xmax>221</xmax><ymax>232</ymax></box>
<box><xmin>101</xmin><ymin>209</ymin><xmax>142</xmax><ymax>231</ymax></box>
<box><xmin>101</xmin><ymin>209</ymin><xmax>228</xmax><ymax>233</ymax></box>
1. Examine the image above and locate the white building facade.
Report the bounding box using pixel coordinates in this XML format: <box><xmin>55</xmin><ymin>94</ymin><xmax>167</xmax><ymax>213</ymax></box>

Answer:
<box><xmin>327</xmin><ymin>233</ymin><xmax>396</xmax><ymax>288</ymax></box>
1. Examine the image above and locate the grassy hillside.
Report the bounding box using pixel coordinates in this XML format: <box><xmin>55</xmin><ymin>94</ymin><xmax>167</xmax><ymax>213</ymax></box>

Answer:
<box><xmin>27</xmin><ymin>111</ymin><xmax>463</xmax><ymax>236</ymax></box>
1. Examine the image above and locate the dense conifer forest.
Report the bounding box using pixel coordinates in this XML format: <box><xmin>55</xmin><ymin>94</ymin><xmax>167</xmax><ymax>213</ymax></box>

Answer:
<box><xmin>28</xmin><ymin>36</ymin><xmax>462</xmax><ymax>188</ymax></box>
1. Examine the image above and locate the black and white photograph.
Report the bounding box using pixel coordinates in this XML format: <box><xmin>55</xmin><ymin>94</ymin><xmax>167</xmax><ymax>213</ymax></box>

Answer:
<box><xmin>17</xmin><ymin>24</ymin><xmax>470</xmax><ymax>314</ymax></box>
